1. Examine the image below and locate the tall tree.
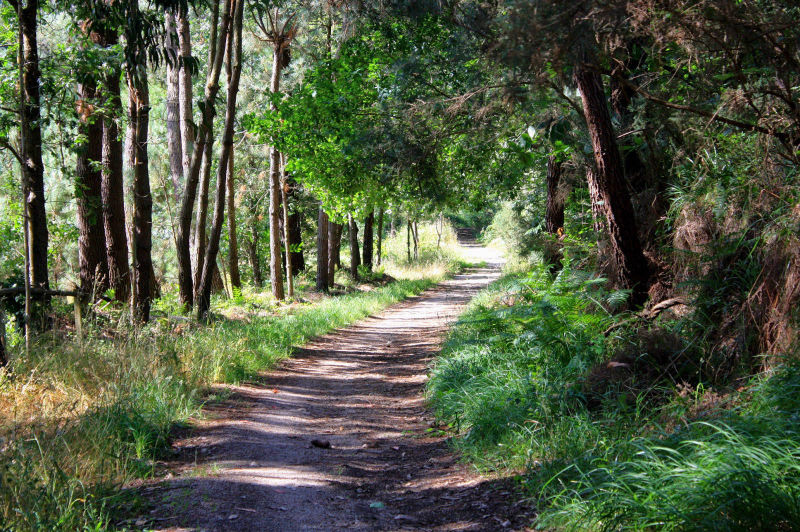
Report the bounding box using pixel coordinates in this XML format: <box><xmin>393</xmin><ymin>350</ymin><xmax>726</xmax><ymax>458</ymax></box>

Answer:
<box><xmin>75</xmin><ymin>80</ymin><xmax>108</xmax><ymax>295</ymax></box>
<box><xmin>176</xmin><ymin>0</ymin><xmax>230</xmax><ymax>309</ymax></box>
<box><xmin>280</xmin><ymin>154</ymin><xmax>293</xmax><ymax>297</ymax></box>
<box><xmin>226</xmin><ymin>148</ymin><xmax>241</xmax><ymax>288</ymax></box>
<box><xmin>225</xmin><ymin>24</ymin><xmax>241</xmax><ymax>291</ymax></box>
<box><xmin>165</xmin><ymin>14</ymin><xmax>183</xmax><ymax>199</ymax></box>
<box><xmin>176</xmin><ymin>11</ymin><xmax>194</xmax><ymax>178</ymax></box>
<box><xmin>125</xmin><ymin>0</ymin><xmax>153</xmax><ymax>322</ymax></box>
<box><xmin>193</xmin><ymin>133</ymin><xmax>213</xmax><ymax>290</ymax></box>
<box><xmin>543</xmin><ymin>155</ymin><xmax>564</xmax><ymax>275</ymax></box>
<box><xmin>254</xmin><ymin>7</ymin><xmax>297</xmax><ymax>301</ymax></box>
<box><xmin>574</xmin><ymin>62</ymin><xmax>649</xmax><ymax>305</ymax></box>
<box><xmin>98</xmin><ymin>28</ymin><xmax>130</xmax><ymax>304</ymax></box>
<box><xmin>196</xmin><ymin>0</ymin><xmax>244</xmax><ymax>319</ymax></box>
<box><xmin>12</xmin><ymin>0</ymin><xmax>49</xmax><ymax>312</ymax></box>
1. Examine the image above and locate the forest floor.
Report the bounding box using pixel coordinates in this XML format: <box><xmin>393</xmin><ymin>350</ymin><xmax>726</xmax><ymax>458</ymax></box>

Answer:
<box><xmin>126</xmin><ymin>240</ymin><xmax>536</xmax><ymax>531</ymax></box>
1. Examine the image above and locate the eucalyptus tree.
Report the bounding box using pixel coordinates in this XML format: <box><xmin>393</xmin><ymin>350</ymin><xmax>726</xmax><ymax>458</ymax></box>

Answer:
<box><xmin>196</xmin><ymin>0</ymin><xmax>244</xmax><ymax>320</ymax></box>
<box><xmin>176</xmin><ymin>0</ymin><xmax>232</xmax><ymax>309</ymax></box>
<box><xmin>252</xmin><ymin>4</ymin><xmax>298</xmax><ymax>301</ymax></box>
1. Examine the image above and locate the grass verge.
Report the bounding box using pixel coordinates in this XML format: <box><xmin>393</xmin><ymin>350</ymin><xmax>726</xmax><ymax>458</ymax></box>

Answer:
<box><xmin>427</xmin><ymin>261</ymin><xmax>800</xmax><ymax>530</ymax></box>
<box><xmin>1</xmin><ymin>228</ymin><xmax>465</xmax><ymax>530</ymax></box>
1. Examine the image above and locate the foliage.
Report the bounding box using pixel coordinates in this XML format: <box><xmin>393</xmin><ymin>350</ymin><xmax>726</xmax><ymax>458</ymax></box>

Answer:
<box><xmin>428</xmin><ymin>263</ymin><xmax>623</xmax><ymax>467</ymax></box>
<box><xmin>536</xmin><ymin>362</ymin><xmax>800</xmax><ymax>531</ymax></box>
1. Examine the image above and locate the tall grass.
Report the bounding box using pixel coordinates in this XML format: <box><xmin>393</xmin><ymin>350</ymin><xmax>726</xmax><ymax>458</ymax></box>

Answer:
<box><xmin>0</xmin><ymin>235</ymin><xmax>463</xmax><ymax>530</ymax></box>
<box><xmin>428</xmin><ymin>263</ymin><xmax>622</xmax><ymax>468</ymax></box>
<box><xmin>428</xmin><ymin>261</ymin><xmax>800</xmax><ymax>530</ymax></box>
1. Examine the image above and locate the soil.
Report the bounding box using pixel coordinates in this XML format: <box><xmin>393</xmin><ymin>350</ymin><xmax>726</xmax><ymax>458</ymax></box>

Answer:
<box><xmin>127</xmin><ymin>241</ymin><xmax>535</xmax><ymax>531</ymax></box>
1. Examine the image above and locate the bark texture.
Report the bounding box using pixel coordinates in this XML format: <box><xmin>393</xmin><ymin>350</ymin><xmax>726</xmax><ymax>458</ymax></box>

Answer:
<box><xmin>18</xmin><ymin>1</ymin><xmax>49</xmax><ymax>306</ymax></box>
<box><xmin>76</xmin><ymin>81</ymin><xmax>108</xmax><ymax>294</ymax></box>
<box><xmin>197</xmin><ymin>0</ymin><xmax>243</xmax><ymax>319</ymax></box>
<box><xmin>100</xmin><ymin>52</ymin><xmax>130</xmax><ymax>303</ymax></box>
<box><xmin>362</xmin><ymin>210</ymin><xmax>374</xmax><ymax>271</ymax></box>
<box><xmin>127</xmin><ymin>60</ymin><xmax>152</xmax><ymax>322</ymax></box>
<box><xmin>327</xmin><ymin>221</ymin><xmax>340</xmax><ymax>288</ymax></box>
<box><xmin>194</xmin><ymin>135</ymin><xmax>213</xmax><ymax>290</ymax></box>
<box><xmin>285</xmin><ymin>176</ymin><xmax>304</xmax><ymax>275</ymax></box>
<box><xmin>376</xmin><ymin>208</ymin><xmax>384</xmax><ymax>266</ymax></box>
<box><xmin>176</xmin><ymin>12</ymin><xmax>194</xmax><ymax>179</ymax></box>
<box><xmin>349</xmin><ymin>214</ymin><xmax>360</xmax><ymax>280</ymax></box>
<box><xmin>267</xmin><ymin>41</ymin><xmax>286</xmax><ymax>301</ymax></box>
<box><xmin>280</xmin><ymin>155</ymin><xmax>293</xmax><ymax>297</ymax></box>
<box><xmin>544</xmin><ymin>155</ymin><xmax>564</xmax><ymax>275</ymax></box>
<box><xmin>316</xmin><ymin>207</ymin><xmax>329</xmax><ymax>292</ymax></box>
<box><xmin>227</xmin><ymin>143</ymin><xmax>241</xmax><ymax>289</ymax></box>
<box><xmin>176</xmin><ymin>0</ymin><xmax>230</xmax><ymax>309</ymax></box>
<box><xmin>575</xmin><ymin>63</ymin><xmax>649</xmax><ymax>306</ymax></box>
<box><xmin>248</xmin><ymin>218</ymin><xmax>263</xmax><ymax>288</ymax></box>
<box><xmin>165</xmin><ymin>14</ymin><xmax>183</xmax><ymax>200</ymax></box>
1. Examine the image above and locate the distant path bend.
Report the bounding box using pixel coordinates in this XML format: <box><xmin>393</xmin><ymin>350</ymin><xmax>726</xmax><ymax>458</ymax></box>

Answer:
<box><xmin>145</xmin><ymin>240</ymin><xmax>534</xmax><ymax>531</ymax></box>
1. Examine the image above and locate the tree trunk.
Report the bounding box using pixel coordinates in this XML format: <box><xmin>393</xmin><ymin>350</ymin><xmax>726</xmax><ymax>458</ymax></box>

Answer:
<box><xmin>575</xmin><ymin>63</ymin><xmax>649</xmax><ymax>306</ymax></box>
<box><xmin>196</xmin><ymin>0</ymin><xmax>243</xmax><ymax>320</ymax></box>
<box><xmin>18</xmin><ymin>0</ymin><xmax>49</xmax><ymax>313</ymax></box>
<box><xmin>100</xmin><ymin>41</ymin><xmax>130</xmax><ymax>304</ymax></box>
<box><xmin>587</xmin><ymin>165</ymin><xmax>606</xmax><ymax>235</ymax></box>
<box><xmin>543</xmin><ymin>155</ymin><xmax>564</xmax><ymax>275</ymax></box>
<box><xmin>406</xmin><ymin>220</ymin><xmax>411</xmax><ymax>262</ymax></box>
<box><xmin>248</xmin><ymin>218</ymin><xmax>263</xmax><ymax>287</ymax></box>
<box><xmin>333</xmin><ymin>223</ymin><xmax>343</xmax><ymax>270</ymax></box>
<box><xmin>75</xmin><ymin>81</ymin><xmax>108</xmax><ymax>295</ymax></box>
<box><xmin>127</xmin><ymin>47</ymin><xmax>153</xmax><ymax>323</ymax></box>
<box><xmin>288</xmin><ymin>201</ymin><xmax>304</xmax><ymax>275</ymax></box>
<box><xmin>412</xmin><ymin>220</ymin><xmax>419</xmax><ymax>261</ymax></box>
<box><xmin>280</xmin><ymin>154</ymin><xmax>293</xmax><ymax>297</ymax></box>
<box><xmin>348</xmin><ymin>214</ymin><xmax>360</xmax><ymax>280</ymax></box>
<box><xmin>165</xmin><ymin>14</ymin><xmax>183</xmax><ymax>200</ymax></box>
<box><xmin>327</xmin><ymin>221</ymin><xmax>339</xmax><ymax>288</ymax></box>
<box><xmin>125</xmin><ymin>54</ymin><xmax>151</xmax><ymax>321</ymax></box>
<box><xmin>0</xmin><ymin>307</ymin><xmax>6</xmax><ymax>366</ymax></box>
<box><xmin>362</xmin><ymin>209</ymin><xmax>374</xmax><ymax>271</ymax></box>
<box><xmin>194</xmin><ymin>134</ymin><xmax>213</xmax><ymax>290</ymax></box>
<box><xmin>267</xmin><ymin>43</ymin><xmax>285</xmax><ymax>301</ymax></box>
<box><xmin>176</xmin><ymin>0</ymin><xmax>230</xmax><ymax>309</ymax></box>
<box><xmin>227</xmin><ymin>141</ymin><xmax>241</xmax><ymax>289</ymax></box>
<box><xmin>176</xmin><ymin>12</ymin><xmax>194</xmax><ymax>181</ymax></box>
<box><xmin>376</xmin><ymin>207</ymin><xmax>384</xmax><ymax>266</ymax></box>
<box><xmin>316</xmin><ymin>207</ymin><xmax>329</xmax><ymax>292</ymax></box>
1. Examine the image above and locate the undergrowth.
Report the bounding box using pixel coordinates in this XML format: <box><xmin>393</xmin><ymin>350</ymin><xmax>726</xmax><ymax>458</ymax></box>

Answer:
<box><xmin>428</xmin><ymin>261</ymin><xmax>800</xmax><ymax>530</ymax></box>
<box><xmin>0</xmin><ymin>228</ymin><xmax>463</xmax><ymax>530</ymax></box>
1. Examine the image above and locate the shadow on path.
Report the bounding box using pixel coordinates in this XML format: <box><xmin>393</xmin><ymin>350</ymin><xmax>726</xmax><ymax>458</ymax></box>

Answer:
<box><xmin>132</xmin><ymin>242</ymin><xmax>535</xmax><ymax>531</ymax></box>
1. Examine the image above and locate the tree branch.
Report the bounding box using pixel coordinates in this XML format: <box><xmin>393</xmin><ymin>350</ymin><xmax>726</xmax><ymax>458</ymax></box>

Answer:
<box><xmin>0</xmin><ymin>138</ymin><xmax>23</xmax><ymax>165</ymax></box>
<box><xmin>610</xmin><ymin>72</ymin><xmax>791</xmax><ymax>143</ymax></box>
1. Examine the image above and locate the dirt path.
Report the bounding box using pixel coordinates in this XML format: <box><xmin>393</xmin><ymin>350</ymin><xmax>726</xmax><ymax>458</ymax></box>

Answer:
<box><xmin>135</xmin><ymin>242</ymin><xmax>534</xmax><ymax>531</ymax></box>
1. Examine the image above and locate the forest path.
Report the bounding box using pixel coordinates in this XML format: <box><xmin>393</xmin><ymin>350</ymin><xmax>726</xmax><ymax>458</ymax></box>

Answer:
<box><xmin>140</xmin><ymin>240</ymin><xmax>534</xmax><ymax>531</ymax></box>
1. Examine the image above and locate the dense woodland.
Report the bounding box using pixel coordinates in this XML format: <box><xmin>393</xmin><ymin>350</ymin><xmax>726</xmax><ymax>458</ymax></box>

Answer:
<box><xmin>1</xmin><ymin>0</ymin><xmax>799</xmax><ymax>530</ymax></box>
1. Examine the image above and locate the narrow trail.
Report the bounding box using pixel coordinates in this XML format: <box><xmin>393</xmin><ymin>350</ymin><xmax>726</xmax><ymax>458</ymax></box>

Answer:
<box><xmin>139</xmin><ymin>241</ymin><xmax>534</xmax><ymax>531</ymax></box>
